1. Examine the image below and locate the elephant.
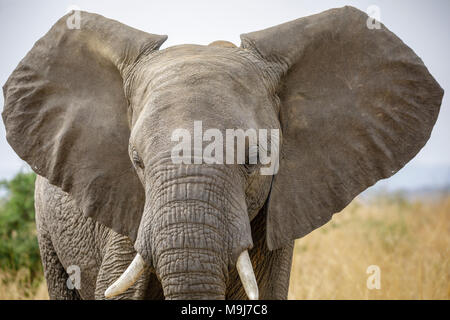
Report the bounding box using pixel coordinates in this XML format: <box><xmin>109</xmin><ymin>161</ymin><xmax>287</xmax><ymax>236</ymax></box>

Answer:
<box><xmin>2</xmin><ymin>6</ymin><xmax>443</xmax><ymax>300</ymax></box>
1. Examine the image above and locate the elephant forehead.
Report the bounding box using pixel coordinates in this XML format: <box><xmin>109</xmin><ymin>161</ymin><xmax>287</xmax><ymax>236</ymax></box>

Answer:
<box><xmin>128</xmin><ymin>44</ymin><xmax>279</xmax><ymax>129</ymax></box>
<box><xmin>141</xmin><ymin>45</ymin><xmax>267</xmax><ymax>91</ymax></box>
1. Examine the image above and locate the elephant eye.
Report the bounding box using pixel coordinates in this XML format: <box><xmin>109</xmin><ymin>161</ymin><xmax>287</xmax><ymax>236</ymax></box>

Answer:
<box><xmin>132</xmin><ymin>150</ymin><xmax>144</xmax><ymax>170</ymax></box>
<box><xmin>244</xmin><ymin>145</ymin><xmax>259</xmax><ymax>174</ymax></box>
<box><xmin>243</xmin><ymin>163</ymin><xmax>257</xmax><ymax>175</ymax></box>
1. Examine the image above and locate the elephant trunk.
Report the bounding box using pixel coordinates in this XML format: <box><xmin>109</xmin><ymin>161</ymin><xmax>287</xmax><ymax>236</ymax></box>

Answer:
<box><xmin>152</xmin><ymin>199</ymin><xmax>228</xmax><ymax>299</ymax></box>
<box><xmin>105</xmin><ymin>250</ymin><xmax>258</xmax><ymax>299</ymax></box>
<box><xmin>134</xmin><ymin>164</ymin><xmax>254</xmax><ymax>299</ymax></box>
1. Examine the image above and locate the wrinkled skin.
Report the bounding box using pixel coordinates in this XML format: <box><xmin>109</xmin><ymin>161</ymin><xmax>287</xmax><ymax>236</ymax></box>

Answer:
<box><xmin>35</xmin><ymin>176</ymin><xmax>293</xmax><ymax>299</ymax></box>
<box><xmin>2</xmin><ymin>7</ymin><xmax>443</xmax><ymax>299</ymax></box>
<box><xmin>34</xmin><ymin>43</ymin><xmax>294</xmax><ymax>299</ymax></box>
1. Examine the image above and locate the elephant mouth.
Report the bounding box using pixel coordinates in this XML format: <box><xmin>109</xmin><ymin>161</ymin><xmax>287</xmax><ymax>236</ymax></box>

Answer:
<box><xmin>104</xmin><ymin>250</ymin><xmax>258</xmax><ymax>300</ymax></box>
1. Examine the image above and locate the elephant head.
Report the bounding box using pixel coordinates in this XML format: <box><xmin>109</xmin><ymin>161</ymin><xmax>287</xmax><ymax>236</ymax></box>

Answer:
<box><xmin>2</xmin><ymin>7</ymin><xmax>443</xmax><ymax>299</ymax></box>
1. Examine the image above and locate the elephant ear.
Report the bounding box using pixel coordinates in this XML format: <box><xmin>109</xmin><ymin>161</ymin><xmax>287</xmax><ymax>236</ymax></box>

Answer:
<box><xmin>2</xmin><ymin>11</ymin><xmax>167</xmax><ymax>241</ymax></box>
<box><xmin>241</xmin><ymin>6</ymin><xmax>444</xmax><ymax>250</ymax></box>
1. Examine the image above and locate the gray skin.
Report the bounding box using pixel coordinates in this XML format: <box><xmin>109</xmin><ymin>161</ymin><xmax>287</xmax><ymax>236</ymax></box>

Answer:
<box><xmin>2</xmin><ymin>7</ymin><xmax>443</xmax><ymax>300</ymax></box>
<box><xmin>35</xmin><ymin>176</ymin><xmax>292</xmax><ymax>299</ymax></box>
<box><xmin>33</xmin><ymin>42</ymin><xmax>293</xmax><ymax>299</ymax></box>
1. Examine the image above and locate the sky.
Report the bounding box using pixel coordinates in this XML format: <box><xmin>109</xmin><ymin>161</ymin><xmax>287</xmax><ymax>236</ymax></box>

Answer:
<box><xmin>0</xmin><ymin>0</ymin><xmax>449</xmax><ymax>190</ymax></box>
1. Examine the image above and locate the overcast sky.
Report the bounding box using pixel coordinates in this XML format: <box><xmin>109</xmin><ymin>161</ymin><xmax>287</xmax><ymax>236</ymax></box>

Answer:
<box><xmin>0</xmin><ymin>0</ymin><xmax>449</xmax><ymax>190</ymax></box>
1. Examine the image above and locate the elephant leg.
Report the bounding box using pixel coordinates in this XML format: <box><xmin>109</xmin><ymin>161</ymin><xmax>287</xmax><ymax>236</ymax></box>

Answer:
<box><xmin>257</xmin><ymin>241</ymin><xmax>294</xmax><ymax>299</ymax></box>
<box><xmin>36</xmin><ymin>231</ymin><xmax>81</xmax><ymax>299</ymax></box>
<box><xmin>95</xmin><ymin>231</ymin><xmax>164</xmax><ymax>300</ymax></box>
<box><xmin>226</xmin><ymin>205</ymin><xmax>294</xmax><ymax>299</ymax></box>
<box><xmin>35</xmin><ymin>180</ymin><xmax>81</xmax><ymax>300</ymax></box>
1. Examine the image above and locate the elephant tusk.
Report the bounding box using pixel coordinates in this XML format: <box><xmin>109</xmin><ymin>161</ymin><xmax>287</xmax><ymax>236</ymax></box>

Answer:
<box><xmin>236</xmin><ymin>250</ymin><xmax>259</xmax><ymax>300</ymax></box>
<box><xmin>104</xmin><ymin>253</ymin><xmax>146</xmax><ymax>298</ymax></box>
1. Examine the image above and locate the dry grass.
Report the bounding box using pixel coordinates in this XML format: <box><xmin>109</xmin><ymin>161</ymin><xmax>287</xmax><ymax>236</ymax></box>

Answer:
<box><xmin>0</xmin><ymin>195</ymin><xmax>448</xmax><ymax>300</ymax></box>
<box><xmin>0</xmin><ymin>269</ymin><xmax>48</xmax><ymax>300</ymax></box>
<box><xmin>289</xmin><ymin>194</ymin><xmax>450</xmax><ymax>299</ymax></box>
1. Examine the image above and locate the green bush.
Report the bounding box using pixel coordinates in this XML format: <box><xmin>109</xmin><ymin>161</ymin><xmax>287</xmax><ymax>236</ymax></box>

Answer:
<box><xmin>0</xmin><ymin>171</ymin><xmax>41</xmax><ymax>279</ymax></box>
